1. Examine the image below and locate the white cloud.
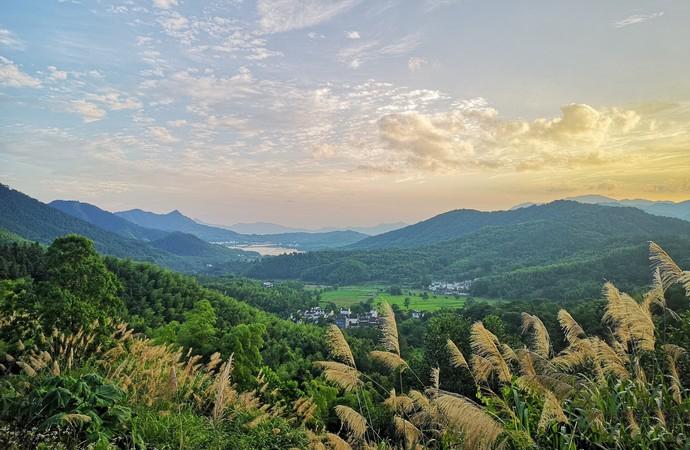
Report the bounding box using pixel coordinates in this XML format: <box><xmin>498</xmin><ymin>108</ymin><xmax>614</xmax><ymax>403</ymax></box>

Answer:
<box><xmin>0</xmin><ymin>28</ymin><xmax>23</xmax><ymax>49</ymax></box>
<box><xmin>148</xmin><ymin>126</ymin><xmax>179</xmax><ymax>143</ymax></box>
<box><xmin>614</xmin><ymin>11</ymin><xmax>664</xmax><ymax>28</ymax></box>
<box><xmin>0</xmin><ymin>56</ymin><xmax>41</xmax><ymax>87</ymax></box>
<box><xmin>70</xmin><ymin>100</ymin><xmax>106</xmax><ymax>123</ymax></box>
<box><xmin>88</xmin><ymin>91</ymin><xmax>142</xmax><ymax>110</ymax></box>
<box><xmin>424</xmin><ymin>0</ymin><xmax>457</xmax><ymax>11</ymax></box>
<box><xmin>48</xmin><ymin>65</ymin><xmax>68</xmax><ymax>80</ymax></box>
<box><xmin>307</xmin><ymin>31</ymin><xmax>325</xmax><ymax>39</ymax></box>
<box><xmin>339</xmin><ymin>34</ymin><xmax>421</xmax><ymax>69</ymax></box>
<box><xmin>152</xmin><ymin>0</ymin><xmax>177</xmax><ymax>10</ymax></box>
<box><xmin>375</xmin><ymin>103</ymin><xmax>648</xmax><ymax>172</ymax></box>
<box><xmin>167</xmin><ymin>119</ymin><xmax>188</xmax><ymax>127</ymax></box>
<box><xmin>407</xmin><ymin>56</ymin><xmax>427</xmax><ymax>72</ymax></box>
<box><xmin>346</xmin><ymin>30</ymin><xmax>360</xmax><ymax>39</ymax></box>
<box><xmin>257</xmin><ymin>0</ymin><xmax>363</xmax><ymax>34</ymax></box>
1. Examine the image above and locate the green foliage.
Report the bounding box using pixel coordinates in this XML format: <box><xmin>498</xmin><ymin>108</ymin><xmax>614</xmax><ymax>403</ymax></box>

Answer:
<box><xmin>177</xmin><ymin>299</ymin><xmax>218</xmax><ymax>354</ymax></box>
<box><xmin>200</xmin><ymin>276</ymin><xmax>318</xmax><ymax>317</ymax></box>
<box><xmin>247</xmin><ymin>202</ymin><xmax>690</xmax><ymax>301</ymax></box>
<box><xmin>0</xmin><ymin>373</ymin><xmax>132</xmax><ymax>448</ymax></box>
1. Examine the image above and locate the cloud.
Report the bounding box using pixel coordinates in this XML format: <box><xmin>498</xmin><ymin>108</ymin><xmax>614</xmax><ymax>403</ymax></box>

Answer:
<box><xmin>0</xmin><ymin>28</ymin><xmax>23</xmax><ymax>49</ymax></box>
<box><xmin>346</xmin><ymin>30</ymin><xmax>360</xmax><ymax>39</ymax></box>
<box><xmin>339</xmin><ymin>33</ymin><xmax>421</xmax><ymax>68</ymax></box>
<box><xmin>148</xmin><ymin>126</ymin><xmax>179</xmax><ymax>143</ymax></box>
<box><xmin>257</xmin><ymin>0</ymin><xmax>363</xmax><ymax>34</ymax></box>
<box><xmin>48</xmin><ymin>65</ymin><xmax>68</xmax><ymax>80</ymax></box>
<box><xmin>423</xmin><ymin>0</ymin><xmax>458</xmax><ymax>11</ymax></box>
<box><xmin>375</xmin><ymin>102</ymin><xmax>654</xmax><ymax>172</ymax></box>
<box><xmin>613</xmin><ymin>11</ymin><xmax>664</xmax><ymax>28</ymax></box>
<box><xmin>70</xmin><ymin>100</ymin><xmax>106</xmax><ymax>123</ymax></box>
<box><xmin>408</xmin><ymin>56</ymin><xmax>427</xmax><ymax>72</ymax></box>
<box><xmin>0</xmin><ymin>56</ymin><xmax>41</xmax><ymax>87</ymax></box>
<box><xmin>88</xmin><ymin>91</ymin><xmax>142</xmax><ymax>110</ymax></box>
<box><xmin>152</xmin><ymin>0</ymin><xmax>177</xmax><ymax>10</ymax></box>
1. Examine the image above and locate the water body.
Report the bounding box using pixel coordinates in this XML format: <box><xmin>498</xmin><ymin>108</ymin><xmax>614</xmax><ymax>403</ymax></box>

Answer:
<box><xmin>226</xmin><ymin>244</ymin><xmax>304</xmax><ymax>256</ymax></box>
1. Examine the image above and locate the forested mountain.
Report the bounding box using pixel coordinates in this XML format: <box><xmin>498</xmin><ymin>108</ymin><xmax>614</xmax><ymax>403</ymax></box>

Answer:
<box><xmin>350</xmin><ymin>200</ymin><xmax>689</xmax><ymax>250</ymax></box>
<box><xmin>50</xmin><ymin>200</ymin><xmax>169</xmax><ymax>241</ymax></box>
<box><xmin>150</xmin><ymin>231</ymin><xmax>257</xmax><ymax>260</ymax></box>
<box><xmin>116</xmin><ymin>206</ymin><xmax>367</xmax><ymax>249</ymax></box>
<box><xmin>227</xmin><ymin>221</ymin><xmax>407</xmax><ymax>235</ymax></box>
<box><xmin>116</xmin><ymin>208</ymin><xmax>243</xmax><ymax>242</ymax></box>
<box><xmin>0</xmin><ymin>184</ymin><xmax>255</xmax><ymax>272</ymax></box>
<box><xmin>246</xmin><ymin>230</ymin><xmax>367</xmax><ymax>250</ymax></box>
<box><xmin>248</xmin><ymin>201</ymin><xmax>690</xmax><ymax>299</ymax></box>
<box><xmin>567</xmin><ymin>194</ymin><xmax>690</xmax><ymax>222</ymax></box>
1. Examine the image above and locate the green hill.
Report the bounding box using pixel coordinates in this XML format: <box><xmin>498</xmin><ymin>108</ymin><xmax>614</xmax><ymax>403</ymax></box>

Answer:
<box><xmin>49</xmin><ymin>200</ymin><xmax>169</xmax><ymax>241</ymax></box>
<box><xmin>247</xmin><ymin>201</ymin><xmax>690</xmax><ymax>299</ymax></box>
<box><xmin>116</xmin><ymin>207</ymin><xmax>367</xmax><ymax>249</ymax></box>
<box><xmin>150</xmin><ymin>231</ymin><xmax>257</xmax><ymax>260</ymax></box>
<box><xmin>349</xmin><ymin>200</ymin><xmax>689</xmax><ymax>250</ymax></box>
<box><xmin>0</xmin><ymin>184</ymin><xmax>256</xmax><ymax>272</ymax></box>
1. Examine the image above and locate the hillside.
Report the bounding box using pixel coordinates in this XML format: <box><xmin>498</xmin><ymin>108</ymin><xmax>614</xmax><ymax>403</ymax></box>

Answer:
<box><xmin>244</xmin><ymin>230</ymin><xmax>367</xmax><ymax>250</ymax></box>
<box><xmin>567</xmin><ymin>195</ymin><xmax>690</xmax><ymax>222</ymax></box>
<box><xmin>116</xmin><ymin>208</ymin><xmax>243</xmax><ymax>242</ymax></box>
<box><xmin>349</xmin><ymin>200</ymin><xmax>690</xmax><ymax>250</ymax></box>
<box><xmin>50</xmin><ymin>200</ymin><xmax>169</xmax><ymax>241</ymax></box>
<box><xmin>150</xmin><ymin>231</ymin><xmax>256</xmax><ymax>260</ymax></box>
<box><xmin>0</xmin><ymin>184</ymin><xmax>255</xmax><ymax>272</ymax></box>
<box><xmin>116</xmin><ymin>207</ymin><xmax>366</xmax><ymax>249</ymax></box>
<box><xmin>248</xmin><ymin>201</ymin><xmax>690</xmax><ymax>299</ymax></box>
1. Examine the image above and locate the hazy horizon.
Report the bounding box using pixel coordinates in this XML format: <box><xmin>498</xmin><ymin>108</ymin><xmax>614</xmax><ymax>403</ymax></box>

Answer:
<box><xmin>2</xmin><ymin>0</ymin><xmax>690</xmax><ymax>228</ymax></box>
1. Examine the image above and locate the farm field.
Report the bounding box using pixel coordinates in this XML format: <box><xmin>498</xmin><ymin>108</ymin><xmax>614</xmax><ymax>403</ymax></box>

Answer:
<box><xmin>316</xmin><ymin>285</ymin><xmax>500</xmax><ymax>311</ymax></box>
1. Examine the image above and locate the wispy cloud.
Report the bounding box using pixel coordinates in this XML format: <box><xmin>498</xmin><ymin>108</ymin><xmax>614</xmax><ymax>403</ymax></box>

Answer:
<box><xmin>257</xmin><ymin>0</ymin><xmax>363</xmax><ymax>34</ymax></box>
<box><xmin>152</xmin><ymin>0</ymin><xmax>177</xmax><ymax>10</ymax></box>
<box><xmin>339</xmin><ymin>33</ymin><xmax>421</xmax><ymax>68</ymax></box>
<box><xmin>69</xmin><ymin>100</ymin><xmax>106</xmax><ymax>123</ymax></box>
<box><xmin>0</xmin><ymin>56</ymin><xmax>40</xmax><ymax>87</ymax></box>
<box><xmin>613</xmin><ymin>11</ymin><xmax>664</xmax><ymax>28</ymax></box>
<box><xmin>0</xmin><ymin>28</ymin><xmax>23</xmax><ymax>49</ymax></box>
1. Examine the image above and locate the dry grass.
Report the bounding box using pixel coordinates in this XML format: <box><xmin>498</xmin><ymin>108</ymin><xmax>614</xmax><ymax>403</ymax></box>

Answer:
<box><xmin>521</xmin><ymin>313</ymin><xmax>551</xmax><ymax>357</ymax></box>
<box><xmin>326</xmin><ymin>325</ymin><xmax>356</xmax><ymax>368</ymax></box>
<box><xmin>446</xmin><ymin>339</ymin><xmax>468</xmax><ymax>370</ymax></box>
<box><xmin>470</xmin><ymin>322</ymin><xmax>512</xmax><ymax>383</ymax></box>
<box><xmin>334</xmin><ymin>405</ymin><xmax>367</xmax><ymax>441</ymax></box>
<box><xmin>435</xmin><ymin>394</ymin><xmax>503</xmax><ymax>450</ymax></box>
<box><xmin>379</xmin><ymin>302</ymin><xmax>400</xmax><ymax>355</ymax></box>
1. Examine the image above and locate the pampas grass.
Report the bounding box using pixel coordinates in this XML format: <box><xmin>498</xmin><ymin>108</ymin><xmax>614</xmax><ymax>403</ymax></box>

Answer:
<box><xmin>334</xmin><ymin>405</ymin><xmax>367</xmax><ymax>440</ymax></box>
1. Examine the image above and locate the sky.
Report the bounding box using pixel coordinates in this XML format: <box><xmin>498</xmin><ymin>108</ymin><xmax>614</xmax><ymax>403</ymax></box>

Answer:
<box><xmin>1</xmin><ymin>0</ymin><xmax>690</xmax><ymax>228</ymax></box>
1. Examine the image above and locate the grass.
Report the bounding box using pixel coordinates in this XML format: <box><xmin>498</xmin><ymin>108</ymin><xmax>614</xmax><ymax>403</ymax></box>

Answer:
<box><xmin>317</xmin><ymin>285</ymin><xmax>501</xmax><ymax>312</ymax></box>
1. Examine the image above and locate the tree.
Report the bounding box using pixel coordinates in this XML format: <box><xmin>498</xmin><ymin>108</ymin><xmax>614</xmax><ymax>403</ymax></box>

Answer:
<box><xmin>178</xmin><ymin>300</ymin><xmax>218</xmax><ymax>355</ymax></box>
<box><xmin>39</xmin><ymin>235</ymin><xmax>122</xmax><ymax>333</ymax></box>
<box><xmin>221</xmin><ymin>323</ymin><xmax>266</xmax><ymax>387</ymax></box>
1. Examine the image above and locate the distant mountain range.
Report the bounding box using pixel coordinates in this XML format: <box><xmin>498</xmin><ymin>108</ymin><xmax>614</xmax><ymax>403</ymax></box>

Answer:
<box><xmin>50</xmin><ymin>200</ymin><xmax>168</xmax><ymax>242</ymax></box>
<box><xmin>114</xmin><ymin>208</ymin><xmax>367</xmax><ymax>250</ymax></box>
<box><xmin>248</xmin><ymin>200</ymin><xmax>690</xmax><ymax>300</ymax></box>
<box><xmin>512</xmin><ymin>195</ymin><xmax>690</xmax><ymax>222</ymax></box>
<box><xmin>222</xmin><ymin>221</ymin><xmax>407</xmax><ymax>236</ymax></box>
<box><xmin>0</xmin><ymin>184</ymin><xmax>253</xmax><ymax>272</ymax></box>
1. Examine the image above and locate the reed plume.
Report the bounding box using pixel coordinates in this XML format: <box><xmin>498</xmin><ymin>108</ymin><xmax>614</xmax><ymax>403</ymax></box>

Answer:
<box><xmin>446</xmin><ymin>339</ymin><xmax>468</xmax><ymax>370</ymax></box>
<box><xmin>521</xmin><ymin>312</ymin><xmax>551</xmax><ymax>357</ymax></box>
<box><xmin>435</xmin><ymin>394</ymin><xmax>503</xmax><ymax>450</ymax></box>
<box><xmin>379</xmin><ymin>302</ymin><xmax>400</xmax><ymax>355</ymax></box>
<box><xmin>334</xmin><ymin>405</ymin><xmax>368</xmax><ymax>440</ymax></box>
<box><xmin>470</xmin><ymin>322</ymin><xmax>512</xmax><ymax>382</ymax></box>
<box><xmin>326</xmin><ymin>325</ymin><xmax>356</xmax><ymax>367</ymax></box>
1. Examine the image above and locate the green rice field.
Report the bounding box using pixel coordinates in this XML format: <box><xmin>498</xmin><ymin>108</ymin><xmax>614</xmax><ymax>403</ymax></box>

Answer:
<box><xmin>315</xmin><ymin>285</ymin><xmax>500</xmax><ymax>312</ymax></box>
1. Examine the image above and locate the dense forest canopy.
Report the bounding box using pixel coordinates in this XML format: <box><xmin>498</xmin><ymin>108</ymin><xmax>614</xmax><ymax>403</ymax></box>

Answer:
<box><xmin>1</xmin><ymin>233</ymin><xmax>690</xmax><ymax>448</ymax></box>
